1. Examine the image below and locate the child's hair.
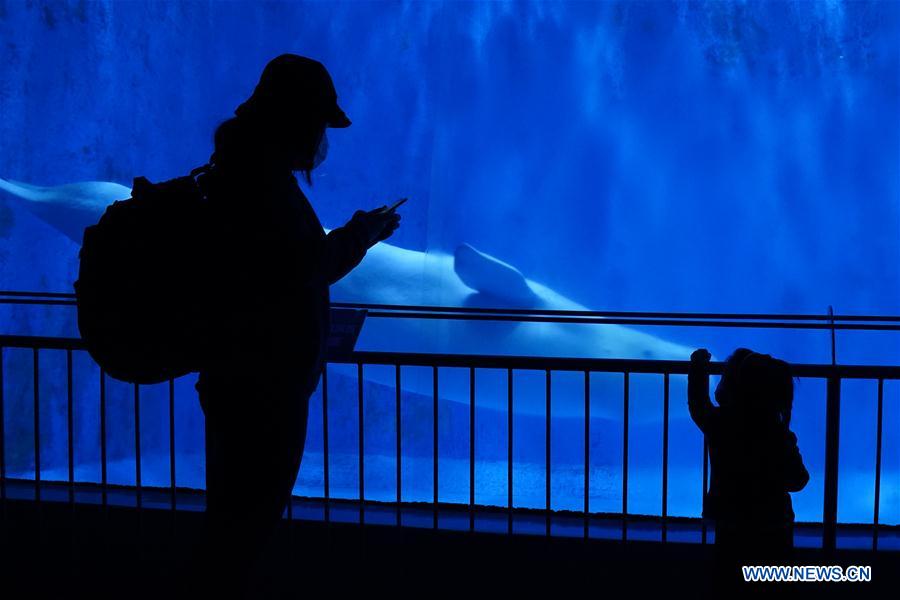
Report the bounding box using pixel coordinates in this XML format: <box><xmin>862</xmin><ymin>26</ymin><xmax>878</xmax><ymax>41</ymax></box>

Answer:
<box><xmin>717</xmin><ymin>348</ymin><xmax>794</xmax><ymax>426</ymax></box>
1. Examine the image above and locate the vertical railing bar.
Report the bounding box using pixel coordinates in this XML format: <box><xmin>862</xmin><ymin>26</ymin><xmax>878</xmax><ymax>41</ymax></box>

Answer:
<box><xmin>584</xmin><ymin>370</ymin><xmax>590</xmax><ymax>540</ymax></box>
<box><xmin>828</xmin><ymin>305</ymin><xmax>837</xmax><ymax>365</ymax></box>
<box><xmin>432</xmin><ymin>365</ymin><xmax>438</xmax><ymax>530</ymax></box>
<box><xmin>822</xmin><ymin>312</ymin><xmax>841</xmax><ymax>551</ymax></box>
<box><xmin>621</xmin><ymin>371</ymin><xmax>628</xmax><ymax>541</ymax></box>
<box><xmin>67</xmin><ymin>349</ymin><xmax>77</xmax><ymax>563</ymax></box>
<box><xmin>0</xmin><ymin>347</ymin><xmax>4</xmax><ymax>505</ymax></box>
<box><xmin>168</xmin><ymin>379</ymin><xmax>176</xmax><ymax>512</ymax></box>
<box><xmin>396</xmin><ymin>364</ymin><xmax>402</xmax><ymax>527</ymax></box>
<box><xmin>67</xmin><ymin>350</ymin><xmax>74</xmax><ymax>505</ymax></box>
<box><xmin>545</xmin><ymin>369</ymin><xmax>551</xmax><ymax>537</ymax></box>
<box><xmin>134</xmin><ymin>384</ymin><xmax>141</xmax><ymax>509</ymax></box>
<box><xmin>322</xmin><ymin>367</ymin><xmax>330</xmax><ymax>523</ymax></box>
<box><xmin>662</xmin><ymin>372</ymin><xmax>669</xmax><ymax>542</ymax></box>
<box><xmin>873</xmin><ymin>378</ymin><xmax>884</xmax><ymax>551</ymax></box>
<box><xmin>287</xmin><ymin>374</ymin><xmax>294</xmax><ymax>519</ymax></box>
<box><xmin>357</xmin><ymin>362</ymin><xmax>364</xmax><ymax>525</ymax></box>
<box><xmin>100</xmin><ymin>369</ymin><xmax>107</xmax><ymax>507</ymax></box>
<box><xmin>507</xmin><ymin>368</ymin><xmax>513</xmax><ymax>534</ymax></box>
<box><xmin>33</xmin><ymin>349</ymin><xmax>40</xmax><ymax>503</ymax></box>
<box><xmin>469</xmin><ymin>366</ymin><xmax>475</xmax><ymax>532</ymax></box>
<box><xmin>823</xmin><ymin>376</ymin><xmax>841</xmax><ymax>552</ymax></box>
<box><xmin>701</xmin><ymin>439</ymin><xmax>709</xmax><ymax>544</ymax></box>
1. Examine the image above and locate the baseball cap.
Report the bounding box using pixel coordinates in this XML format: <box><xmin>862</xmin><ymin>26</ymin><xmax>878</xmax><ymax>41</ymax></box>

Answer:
<box><xmin>235</xmin><ymin>54</ymin><xmax>351</xmax><ymax>128</ymax></box>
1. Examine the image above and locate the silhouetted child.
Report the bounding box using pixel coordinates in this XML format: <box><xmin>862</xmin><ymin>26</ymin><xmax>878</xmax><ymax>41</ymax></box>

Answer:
<box><xmin>688</xmin><ymin>348</ymin><xmax>809</xmax><ymax>588</ymax></box>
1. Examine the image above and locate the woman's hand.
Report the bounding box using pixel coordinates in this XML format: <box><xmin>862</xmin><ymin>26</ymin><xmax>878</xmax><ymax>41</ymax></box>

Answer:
<box><xmin>352</xmin><ymin>203</ymin><xmax>402</xmax><ymax>247</ymax></box>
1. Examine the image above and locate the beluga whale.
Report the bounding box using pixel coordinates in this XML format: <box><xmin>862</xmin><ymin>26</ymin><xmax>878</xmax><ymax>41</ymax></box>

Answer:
<box><xmin>1</xmin><ymin>176</ymin><xmax>700</xmax><ymax>419</ymax></box>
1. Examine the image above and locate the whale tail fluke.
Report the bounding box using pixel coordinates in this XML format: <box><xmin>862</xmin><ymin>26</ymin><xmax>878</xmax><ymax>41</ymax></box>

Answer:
<box><xmin>0</xmin><ymin>177</ymin><xmax>48</xmax><ymax>202</ymax></box>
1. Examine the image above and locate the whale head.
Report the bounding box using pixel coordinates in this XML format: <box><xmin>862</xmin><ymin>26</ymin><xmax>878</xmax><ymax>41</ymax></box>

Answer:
<box><xmin>1</xmin><ymin>175</ymin><xmax>702</xmax><ymax>417</ymax></box>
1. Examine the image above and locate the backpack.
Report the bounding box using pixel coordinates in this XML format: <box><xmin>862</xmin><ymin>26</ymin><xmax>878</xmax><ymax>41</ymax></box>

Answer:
<box><xmin>75</xmin><ymin>165</ymin><xmax>213</xmax><ymax>384</ymax></box>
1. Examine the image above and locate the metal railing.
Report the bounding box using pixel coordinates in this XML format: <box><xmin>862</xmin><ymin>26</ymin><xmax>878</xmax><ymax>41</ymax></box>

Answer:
<box><xmin>0</xmin><ymin>291</ymin><xmax>898</xmax><ymax>552</ymax></box>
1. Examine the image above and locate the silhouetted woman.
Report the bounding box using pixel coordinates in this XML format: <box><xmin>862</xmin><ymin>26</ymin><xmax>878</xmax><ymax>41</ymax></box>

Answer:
<box><xmin>688</xmin><ymin>348</ymin><xmax>809</xmax><ymax>590</ymax></box>
<box><xmin>190</xmin><ymin>54</ymin><xmax>401</xmax><ymax>597</ymax></box>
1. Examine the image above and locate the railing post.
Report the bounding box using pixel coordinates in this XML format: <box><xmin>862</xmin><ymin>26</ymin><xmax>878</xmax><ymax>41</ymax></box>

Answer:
<box><xmin>357</xmin><ymin>362</ymin><xmax>364</xmax><ymax>525</ymax></box>
<box><xmin>662</xmin><ymin>372</ymin><xmax>669</xmax><ymax>542</ymax></box>
<box><xmin>169</xmin><ymin>379</ymin><xmax>176</xmax><ymax>512</ymax></box>
<box><xmin>469</xmin><ymin>366</ymin><xmax>475</xmax><ymax>532</ymax></box>
<box><xmin>622</xmin><ymin>371</ymin><xmax>629</xmax><ymax>542</ymax></box>
<box><xmin>33</xmin><ymin>349</ymin><xmax>40</xmax><ymax>503</ymax></box>
<box><xmin>322</xmin><ymin>367</ymin><xmax>330</xmax><ymax>523</ymax></box>
<box><xmin>873</xmin><ymin>379</ymin><xmax>884</xmax><ymax>550</ymax></box>
<box><xmin>545</xmin><ymin>369</ymin><xmax>551</xmax><ymax>537</ymax></box>
<box><xmin>67</xmin><ymin>350</ymin><xmax>74</xmax><ymax>506</ymax></box>
<box><xmin>396</xmin><ymin>364</ymin><xmax>402</xmax><ymax>527</ymax></box>
<box><xmin>507</xmin><ymin>368</ymin><xmax>513</xmax><ymax>534</ymax></box>
<box><xmin>583</xmin><ymin>370</ymin><xmax>590</xmax><ymax>539</ymax></box>
<box><xmin>828</xmin><ymin>305</ymin><xmax>837</xmax><ymax>365</ymax></box>
<box><xmin>433</xmin><ymin>365</ymin><xmax>439</xmax><ymax>530</ymax></box>
<box><xmin>823</xmin><ymin>375</ymin><xmax>841</xmax><ymax>552</ymax></box>
<box><xmin>0</xmin><ymin>347</ymin><xmax>5</xmax><ymax>508</ymax></box>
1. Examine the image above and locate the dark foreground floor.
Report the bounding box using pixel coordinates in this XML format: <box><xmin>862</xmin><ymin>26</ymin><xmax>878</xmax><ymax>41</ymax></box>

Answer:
<box><xmin>0</xmin><ymin>498</ymin><xmax>896</xmax><ymax>599</ymax></box>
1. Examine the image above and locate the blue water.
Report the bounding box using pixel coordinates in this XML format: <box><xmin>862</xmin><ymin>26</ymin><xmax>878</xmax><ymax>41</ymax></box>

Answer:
<box><xmin>0</xmin><ymin>1</ymin><xmax>898</xmax><ymax>525</ymax></box>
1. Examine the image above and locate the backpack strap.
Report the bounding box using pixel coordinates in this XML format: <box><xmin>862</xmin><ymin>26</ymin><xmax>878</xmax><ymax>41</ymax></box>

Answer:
<box><xmin>189</xmin><ymin>164</ymin><xmax>213</xmax><ymax>201</ymax></box>
<box><xmin>190</xmin><ymin>164</ymin><xmax>212</xmax><ymax>178</ymax></box>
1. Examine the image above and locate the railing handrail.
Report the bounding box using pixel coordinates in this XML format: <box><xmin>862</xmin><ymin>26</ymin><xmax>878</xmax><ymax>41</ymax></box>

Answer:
<box><xmin>1</xmin><ymin>334</ymin><xmax>899</xmax><ymax>379</ymax></box>
<box><xmin>349</xmin><ymin>351</ymin><xmax>900</xmax><ymax>379</ymax></box>
<box><xmin>3</xmin><ymin>291</ymin><xmax>900</xmax><ymax>326</ymax></box>
<box><xmin>355</xmin><ymin>310</ymin><xmax>900</xmax><ymax>331</ymax></box>
<box><xmin>334</xmin><ymin>302</ymin><xmax>900</xmax><ymax>324</ymax></box>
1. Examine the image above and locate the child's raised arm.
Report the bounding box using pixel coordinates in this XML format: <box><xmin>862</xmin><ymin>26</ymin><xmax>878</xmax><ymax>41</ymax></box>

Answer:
<box><xmin>688</xmin><ymin>348</ymin><xmax>715</xmax><ymax>432</ymax></box>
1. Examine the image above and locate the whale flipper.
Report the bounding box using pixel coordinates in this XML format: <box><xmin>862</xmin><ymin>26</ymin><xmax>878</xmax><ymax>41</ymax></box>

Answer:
<box><xmin>453</xmin><ymin>243</ymin><xmax>538</xmax><ymax>304</ymax></box>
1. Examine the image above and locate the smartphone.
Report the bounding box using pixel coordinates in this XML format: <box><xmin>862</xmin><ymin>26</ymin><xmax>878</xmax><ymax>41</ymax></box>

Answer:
<box><xmin>387</xmin><ymin>198</ymin><xmax>408</xmax><ymax>212</ymax></box>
